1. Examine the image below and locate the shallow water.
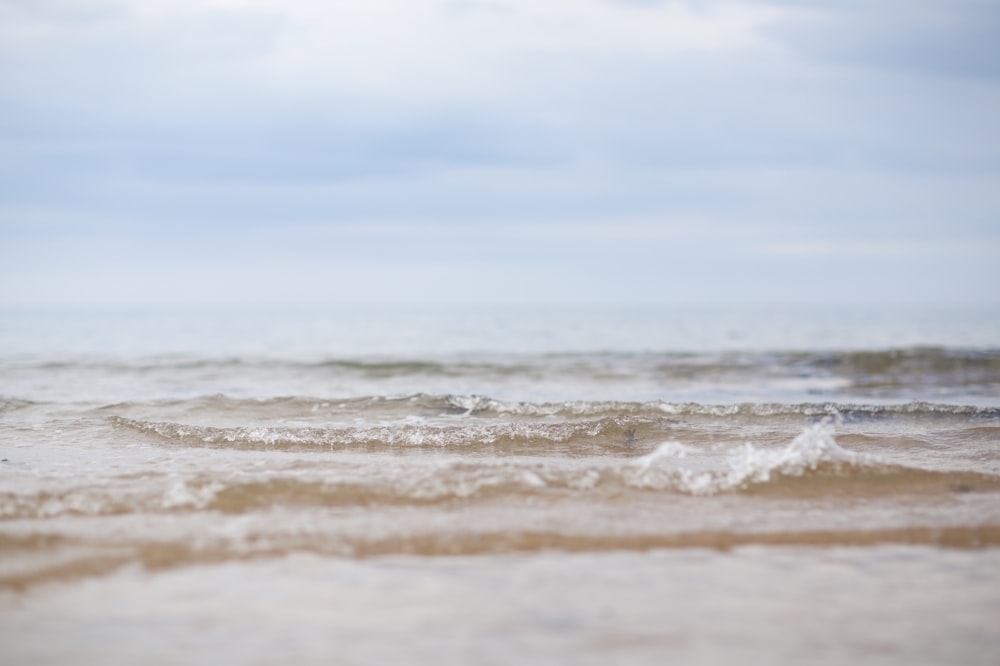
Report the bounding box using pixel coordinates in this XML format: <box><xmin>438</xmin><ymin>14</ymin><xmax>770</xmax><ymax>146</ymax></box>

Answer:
<box><xmin>1</xmin><ymin>307</ymin><xmax>999</xmax><ymax>664</ymax></box>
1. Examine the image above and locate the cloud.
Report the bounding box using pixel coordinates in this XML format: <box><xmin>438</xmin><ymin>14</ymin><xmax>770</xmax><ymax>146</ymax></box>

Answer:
<box><xmin>761</xmin><ymin>0</ymin><xmax>1000</xmax><ymax>79</ymax></box>
<box><xmin>0</xmin><ymin>0</ymin><xmax>780</xmax><ymax>116</ymax></box>
<box><xmin>1</xmin><ymin>0</ymin><xmax>998</xmax><ymax>306</ymax></box>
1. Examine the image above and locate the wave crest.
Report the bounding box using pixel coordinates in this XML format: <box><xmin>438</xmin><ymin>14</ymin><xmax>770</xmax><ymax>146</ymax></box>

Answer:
<box><xmin>632</xmin><ymin>419</ymin><xmax>860</xmax><ymax>495</ymax></box>
<box><xmin>108</xmin><ymin>415</ymin><xmax>642</xmax><ymax>451</ymax></box>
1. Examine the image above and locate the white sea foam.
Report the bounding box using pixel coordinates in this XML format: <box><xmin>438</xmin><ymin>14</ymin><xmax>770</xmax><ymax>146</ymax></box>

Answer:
<box><xmin>715</xmin><ymin>418</ymin><xmax>858</xmax><ymax>488</ymax></box>
<box><xmin>631</xmin><ymin>418</ymin><xmax>863</xmax><ymax>495</ymax></box>
<box><xmin>635</xmin><ymin>441</ymin><xmax>692</xmax><ymax>471</ymax></box>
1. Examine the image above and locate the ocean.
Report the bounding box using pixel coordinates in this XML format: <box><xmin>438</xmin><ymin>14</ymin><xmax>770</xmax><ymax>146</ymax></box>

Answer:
<box><xmin>1</xmin><ymin>306</ymin><xmax>999</xmax><ymax>664</ymax></box>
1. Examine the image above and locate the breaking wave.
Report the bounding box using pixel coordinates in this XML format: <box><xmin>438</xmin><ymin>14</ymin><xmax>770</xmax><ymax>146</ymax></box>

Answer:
<box><xmin>7</xmin><ymin>421</ymin><xmax>996</xmax><ymax>520</ymax></box>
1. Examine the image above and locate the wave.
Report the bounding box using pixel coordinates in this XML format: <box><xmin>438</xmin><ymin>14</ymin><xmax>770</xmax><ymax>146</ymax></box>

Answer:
<box><xmin>4</xmin><ymin>464</ymin><xmax>996</xmax><ymax>520</ymax></box>
<box><xmin>5</xmin><ymin>422</ymin><xmax>994</xmax><ymax>521</ymax></box>
<box><xmin>805</xmin><ymin>347</ymin><xmax>1000</xmax><ymax>387</ymax></box>
<box><xmin>108</xmin><ymin>414</ymin><xmax>643</xmax><ymax>451</ymax></box>
<box><xmin>623</xmin><ymin>419</ymin><xmax>1000</xmax><ymax>495</ymax></box>
<box><xmin>8</xmin><ymin>345</ymin><xmax>1000</xmax><ymax>378</ymax></box>
<box><xmin>0</xmin><ymin>397</ymin><xmax>36</xmax><ymax>414</ymax></box>
<box><xmin>452</xmin><ymin>398</ymin><xmax>1000</xmax><ymax>420</ymax></box>
<box><xmin>2</xmin><ymin>356</ymin><xmax>528</xmax><ymax>376</ymax></box>
<box><xmin>96</xmin><ymin>393</ymin><xmax>1000</xmax><ymax>422</ymax></box>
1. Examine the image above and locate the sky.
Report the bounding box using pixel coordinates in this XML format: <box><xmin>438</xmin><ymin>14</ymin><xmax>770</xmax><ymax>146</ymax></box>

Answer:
<box><xmin>0</xmin><ymin>0</ymin><xmax>998</xmax><ymax>308</ymax></box>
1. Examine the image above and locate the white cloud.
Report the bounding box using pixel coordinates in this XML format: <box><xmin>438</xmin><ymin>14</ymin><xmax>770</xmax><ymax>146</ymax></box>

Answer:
<box><xmin>1</xmin><ymin>0</ymin><xmax>999</xmax><ymax>307</ymax></box>
<box><xmin>1</xmin><ymin>0</ymin><xmax>788</xmax><ymax>119</ymax></box>
<box><xmin>752</xmin><ymin>240</ymin><xmax>1000</xmax><ymax>260</ymax></box>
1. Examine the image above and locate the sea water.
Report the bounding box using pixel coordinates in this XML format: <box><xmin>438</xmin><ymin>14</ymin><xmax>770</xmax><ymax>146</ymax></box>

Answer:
<box><xmin>1</xmin><ymin>306</ymin><xmax>999</xmax><ymax>665</ymax></box>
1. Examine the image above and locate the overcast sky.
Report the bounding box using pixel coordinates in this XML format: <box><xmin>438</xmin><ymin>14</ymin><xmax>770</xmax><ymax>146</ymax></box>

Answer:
<box><xmin>1</xmin><ymin>0</ymin><xmax>998</xmax><ymax>308</ymax></box>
